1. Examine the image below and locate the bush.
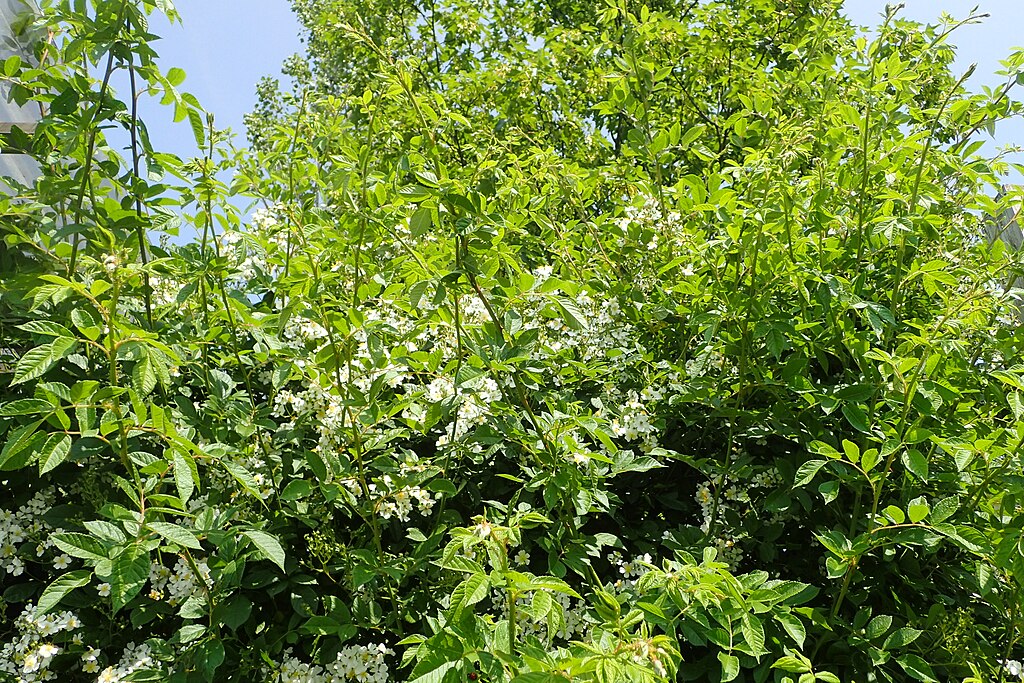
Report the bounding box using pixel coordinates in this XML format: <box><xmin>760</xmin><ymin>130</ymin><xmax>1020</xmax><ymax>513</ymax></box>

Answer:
<box><xmin>1</xmin><ymin>1</ymin><xmax>1024</xmax><ymax>681</ymax></box>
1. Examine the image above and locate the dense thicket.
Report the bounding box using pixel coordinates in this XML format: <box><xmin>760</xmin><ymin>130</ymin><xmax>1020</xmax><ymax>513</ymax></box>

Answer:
<box><xmin>2</xmin><ymin>1</ymin><xmax>1024</xmax><ymax>682</ymax></box>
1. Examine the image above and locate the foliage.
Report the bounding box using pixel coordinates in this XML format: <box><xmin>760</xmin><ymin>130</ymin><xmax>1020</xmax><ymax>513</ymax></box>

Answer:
<box><xmin>2</xmin><ymin>0</ymin><xmax>1024</xmax><ymax>682</ymax></box>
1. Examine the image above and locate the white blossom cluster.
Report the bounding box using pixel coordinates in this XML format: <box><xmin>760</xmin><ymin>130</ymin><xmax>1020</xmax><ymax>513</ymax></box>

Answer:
<box><xmin>339</xmin><ymin>458</ymin><xmax>437</xmax><ymax>522</ymax></box>
<box><xmin>608</xmin><ymin>550</ymin><xmax>654</xmax><ymax>591</ymax></box>
<box><xmin>265</xmin><ymin>643</ymin><xmax>392</xmax><ymax>683</ymax></box>
<box><xmin>693</xmin><ymin>465</ymin><xmax>784</xmax><ymax>570</ymax></box>
<box><xmin>430</xmin><ymin>375</ymin><xmax>503</xmax><ymax>447</ymax></box>
<box><xmin>1</xmin><ymin>490</ymin><xmax>56</xmax><ymax>578</ymax></box>
<box><xmin>146</xmin><ymin>274</ymin><xmax>183</xmax><ymax>308</ymax></box>
<box><xmin>215</xmin><ymin>203</ymin><xmax>289</xmax><ymax>287</ymax></box>
<box><xmin>1004</xmin><ymin>659</ymin><xmax>1023</xmax><ymax>681</ymax></box>
<box><xmin>0</xmin><ymin>603</ymin><xmax>83</xmax><ymax>682</ymax></box>
<box><xmin>609</xmin><ymin>391</ymin><xmax>657</xmax><ymax>447</ymax></box>
<box><xmin>147</xmin><ymin>556</ymin><xmax>212</xmax><ymax>605</ymax></box>
<box><xmin>94</xmin><ymin>642</ymin><xmax>155</xmax><ymax>683</ymax></box>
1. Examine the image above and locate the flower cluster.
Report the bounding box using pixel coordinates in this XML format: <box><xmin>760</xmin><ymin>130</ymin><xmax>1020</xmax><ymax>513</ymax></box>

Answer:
<box><xmin>1</xmin><ymin>490</ymin><xmax>55</xmax><ymax>578</ymax></box>
<box><xmin>608</xmin><ymin>551</ymin><xmax>654</xmax><ymax>591</ymax></box>
<box><xmin>147</xmin><ymin>556</ymin><xmax>212</xmax><ymax>606</ymax></box>
<box><xmin>339</xmin><ymin>458</ymin><xmax>438</xmax><ymax>522</ymax></box>
<box><xmin>94</xmin><ymin>642</ymin><xmax>156</xmax><ymax>683</ymax></box>
<box><xmin>266</xmin><ymin>643</ymin><xmax>392</xmax><ymax>683</ymax></box>
<box><xmin>0</xmin><ymin>603</ymin><xmax>82</xmax><ymax>682</ymax></box>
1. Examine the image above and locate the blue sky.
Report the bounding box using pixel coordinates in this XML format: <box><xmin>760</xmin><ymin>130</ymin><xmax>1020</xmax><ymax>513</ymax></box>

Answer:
<box><xmin>135</xmin><ymin>1</ymin><xmax>1023</xmax><ymax>169</ymax></box>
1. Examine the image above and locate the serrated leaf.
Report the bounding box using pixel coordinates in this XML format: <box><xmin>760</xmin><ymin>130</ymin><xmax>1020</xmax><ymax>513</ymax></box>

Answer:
<box><xmin>930</xmin><ymin>496</ymin><xmax>958</xmax><ymax>523</ymax></box>
<box><xmin>173</xmin><ymin>449</ymin><xmax>196</xmax><ymax>505</ymax></box>
<box><xmin>222</xmin><ymin>460</ymin><xmax>262</xmax><ymax>497</ymax></box>
<box><xmin>52</xmin><ymin>532</ymin><xmax>107</xmax><ymax>561</ymax></box>
<box><xmin>36</xmin><ymin>570</ymin><xmax>92</xmax><ymax>614</ymax></box>
<box><xmin>741</xmin><ymin>612</ymin><xmax>765</xmax><ymax>654</ymax></box>
<box><xmin>110</xmin><ymin>544</ymin><xmax>150</xmax><ymax>613</ymax></box>
<box><xmin>132</xmin><ymin>353</ymin><xmax>158</xmax><ymax>396</ymax></box>
<box><xmin>17</xmin><ymin>320</ymin><xmax>74</xmax><ymax>337</ymax></box>
<box><xmin>901</xmin><ymin>449</ymin><xmax>929</xmax><ymax>481</ymax></box>
<box><xmin>794</xmin><ymin>459</ymin><xmax>827</xmax><ymax>486</ymax></box>
<box><xmin>12</xmin><ymin>343</ymin><xmax>56</xmax><ymax>385</ymax></box>
<box><xmin>451</xmin><ymin>573</ymin><xmax>489</xmax><ymax>618</ymax></box>
<box><xmin>0</xmin><ymin>399</ymin><xmax>55</xmax><ymax>416</ymax></box>
<box><xmin>38</xmin><ymin>433</ymin><xmax>72</xmax><ymax>474</ymax></box>
<box><xmin>776</xmin><ymin>611</ymin><xmax>806</xmax><ymax>647</ymax></box>
<box><xmin>148</xmin><ymin>521</ymin><xmax>202</xmax><ymax>550</ymax></box>
<box><xmin>866</xmin><ymin>614</ymin><xmax>892</xmax><ymax>639</ymax></box>
<box><xmin>896</xmin><ymin>654</ymin><xmax>938</xmax><ymax>681</ymax></box>
<box><xmin>884</xmin><ymin>627</ymin><xmax>922</xmax><ymax>650</ymax></box>
<box><xmin>718</xmin><ymin>652</ymin><xmax>740</xmax><ymax>682</ymax></box>
<box><xmin>244</xmin><ymin>530</ymin><xmax>285</xmax><ymax>571</ymax></box>
<box><xmin>550</xmin><ymin>295</ymin><xmax>588</xmax><ymax>331</ymax></box>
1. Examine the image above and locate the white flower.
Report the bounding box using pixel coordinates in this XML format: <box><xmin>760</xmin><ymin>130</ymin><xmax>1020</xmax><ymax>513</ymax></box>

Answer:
<box><xmin>514</xmin><ymin>550</ymin><xmax>530</xmax><ymax>566</ymax></box>
<box><xmin>97</xmin><ymin>582</ymin><xmax>111</xmax><ymax>597</ymax></box>
<box><xmin>37</xmin><ymin>643</ymin><xmax>59</xmax><ymax>658</ymax></box>
<box><xmin>53</xmin><ymin>554</ymin><xmax>71</xmax><ymax>570</ymax></box>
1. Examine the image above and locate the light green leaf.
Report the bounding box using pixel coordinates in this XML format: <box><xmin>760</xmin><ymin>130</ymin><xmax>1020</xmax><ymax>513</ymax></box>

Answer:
<box><xmin>52</xmin><ymin>532</ymin><xmax>107</xmax><ymax>561</ymax></box>
<box><xmin>884</xmin><ymin>627</ymin><xmax>922</xmax><ymax>650</ymax></box>
<box><xmin>901</xmin><ymin>449</ymin><xmax>929</xmax><ymax>481</ymax></box>
<box><xmin>38</xmin><ymin>433</ymin><xmax>72</xmax><ymax>474</ymax></box>
<box><xmin>794</xmin><ymin>459</ymin><xmax>827</xmax><ymax>486</ymax></box>
<box><xmin>110</xmin><ymin>543</ymin><xmax>150</xmax><ymax>613</ymax></box>
<box><xmin>37</xmin><ymin>570</ymin><xmax>92</xmax><ymax>614</ymax></box>
<box><xmin>148</xmin><ymin>521</ymin><xmax>202</xmax><ymax>550</ymax></box>
<box><xmin>718</xmin><ymin>652</ymin><xmax>740</xmax><ymax>682</ymax></box>
<box><xmin>244</xmin><ymin>530</ymin><xmax>286</xmax><ymax>571</ymax></box>
<box><xmin>173</xmin><ymin>449</ymin><xmax>196</xmax><ymax>505</ymax></box>
<box><xmin>896</xmin><ymin>654</ymin><xmax>938</xmax><ymax>682</ymax></box>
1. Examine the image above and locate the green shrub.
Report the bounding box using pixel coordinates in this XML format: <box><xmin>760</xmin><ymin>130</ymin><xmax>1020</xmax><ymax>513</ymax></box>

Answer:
<box><xmin>1</xmin><ymin>1</ymin><xmax>1024</xmax><ymax>681</ymax></box>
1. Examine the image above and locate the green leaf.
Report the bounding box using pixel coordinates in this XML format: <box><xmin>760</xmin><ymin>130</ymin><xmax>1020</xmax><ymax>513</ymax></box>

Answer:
<box><xmin>451</xmin><ymin>573</ymin><xmax>489</xmax><ymax>618</ymax></box>
<box><xmin>222</xmin><ymin>460</ymin><xmax>262</xmax><ymax>497</ymax></box>
<box><xmin>896</xmin><ymin>654</ymin><xmax>938</xmax><ymax>682</ymax></box>
<box><xmin>244</xmin><ymin>530</ymin><xmax>286</xmax><ymax>571</ymax></box>
<box><xmin>280</xmin><ymin>479</ymin><xmax>314</xmax><ymax>500</ymax></box>
<box><xmin>37</xmin><ymin>570</ymin><xmax>92</xmax><ymax>614</ymax></box>
<box><xmin>794</xmin><ymin>459</ymin><xmax>827</xmax><ymax>486</ymax></box>
<box><xmin>167</xmin><ymin>67</ymin><xmax>187</xmax><ymax>86</ymax></box>
<box><xmin>740</xmin><ymin>613</ymin><xmax>765</xmax><ymax>654</ymax></box>
<box><xmin>866</xmin><ymin>614</ymin><xmax>892</xmax><ymax>640</ymax></box>
<box><xmin>883</xmin><ymin>505</ymin><xmax>905</xmax><ymax>524</ymax></box>
<box><xmin>841</xmin><ymin>403</ymin><xmax>872</xmax><ymax>434</ymax></box>
<box><xmin>148</xmin><ymin>521</ymin><xmax>202</xmax><ymax>550</ymax></box>
<box><xmin>718</xmin><ymin>652</ymin><xmax>740</xmax><ymax>682</ymax></box>
<box><xmin>38</xmin><ymin>433</ymin><xmax>72</xmax><ymax>474</ymax></box>
<box><xmin>409</xmin><ymin>661</ymin><xmax>459</xmax><ymax>683</ymax></box>
<box><xmin>17</xmin><ymin>320</ymin><xmax>74</xmax><ymax>338</ymax></box>
<box><xmin>776</xmin><ymin>611</ymin><xmax>806</xmax><ymax>648</ymax></box>
<box><xmin>772</xmin><ymin>656</ymin><xmax>811</xmax><ymax>673</ymax></box>
<box><xmin>930</xmin><ymin>496</ymin><xmax>959</xmax><ymax>523</ymax></box>
<box><xmin>835</xmin><ymin>384</ymin><xmax>874</xmax><ymax>401</ymax></box>
<box><xmin>907</xmin><ymin>498</ymin><xmax>930</xmax><ymax>524</ymax></box>
<box><xmin>901</xmin><ymin>449</ymin><xmax>929</xmax><ymax>481</ymax></box>
<box><xmin>550</xmin><ymin>295</ymin><xmax>588</xmax><ymax>330</ymax></box>
<box><xmin>0</xmin><ymin>398</ymin><xmax>56</xmax><ymax>416</ymax></box>
<box><xmin>884</xmin><ymin>627</ymin><xmax>922</xmax><ymax>650</ymax></box>
<box><xmin>173</xmin><ymin>449</ymin><xmax>197</xmax><ymax>505</ymax></box>
<box><xmin>110</xmin><ymin>544</ymin><xmax>150</xmax><ymax>613</ymax></box>
<box><xmin>11</xmin><ymin>343</ymin><xmax>56</xmax><ymax>385</ymax></box>
<box><xmin>52</xmin><ymin>532</ymin><xmax>107</xmax><ymax>561</ymax></box>
<box><xmin>132</xmin><ymin>352</ymin><xmax>159</xmax><ymax>397</ymax></box>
